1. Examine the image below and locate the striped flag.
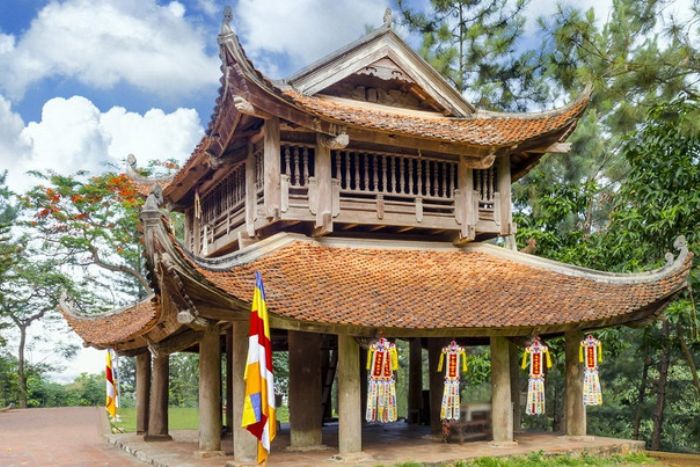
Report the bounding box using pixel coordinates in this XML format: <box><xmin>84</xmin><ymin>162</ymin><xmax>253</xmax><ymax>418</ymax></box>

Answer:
<box><xmin>241</xmin><ymin>272</ymin><xmax>276</xmax><ymax>463</ymax></box>
<box><xmin>105</xmin><ymin>350</ymin><xmax>118</xmax><ymax>419</ymax></box>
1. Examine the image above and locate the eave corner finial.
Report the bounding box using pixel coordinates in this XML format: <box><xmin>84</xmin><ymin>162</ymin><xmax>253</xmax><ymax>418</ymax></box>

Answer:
<box><xmin>383</xmin><ymin>8</ymin><xmax>393</xmax><ymax>29</ymax></box>
<box><xmin>221</xmin><ymin>5</ymin><xmax>233</xmax><ymax>34</ymax></box>
<box><xmin>127</xmin><ymin>153</ymin><xmax>137</xmax><ymax>169</ymax></box>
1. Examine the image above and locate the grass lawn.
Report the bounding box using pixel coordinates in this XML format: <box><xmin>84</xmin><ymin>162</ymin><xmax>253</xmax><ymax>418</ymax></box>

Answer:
<box><xmin>112</xmin><ymin>405</ymin><xmax>290</xmax><ymax>433</ymax></box>
<box><xmin>389</xmin><ymin>451</ymin><xmax>656</xmax><ymax>467</ymax></box>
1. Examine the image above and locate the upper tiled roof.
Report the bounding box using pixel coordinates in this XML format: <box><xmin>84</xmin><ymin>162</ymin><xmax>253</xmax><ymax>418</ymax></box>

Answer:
<box><xmin>59</xmin><ymin>296</ymin><xmax>159</xmax><ymax>348</ymax></box>
<box><xmin>175</xmin><ymin>233</ymin><xmax>691</xmax><ymax>332</ymax></box>
<box><xmin>284</xmin><ymin>92</ymin><xmax>589</xmax><ymax>147</ymax></box>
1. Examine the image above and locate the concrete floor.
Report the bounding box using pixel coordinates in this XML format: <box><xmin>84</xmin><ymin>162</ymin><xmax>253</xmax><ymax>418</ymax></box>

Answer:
<box><xmin>109</xmin><ymin>422</ymin><xmax>647</xmax><ymax>466</ymax></box>
<box><xmin>0</xmin><ymin>407</ymin><xmax>142</xmax><ymax>466</ymax></box>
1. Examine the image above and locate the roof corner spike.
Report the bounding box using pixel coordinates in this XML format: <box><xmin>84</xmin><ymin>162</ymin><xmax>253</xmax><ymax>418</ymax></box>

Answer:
<box><xmin>664</xmin><ymin>235</ymin><xmax>690</xmax><ymax>268</ymax></box>
<box><xmin>383</xmin><ymin>8</ymin><xmax>393</xmax><ymax>29</ymax></box>
<box><xmin>220</xmin><ymin>5</ymin><xmax>233</xmax><ymax>34</ymax></box>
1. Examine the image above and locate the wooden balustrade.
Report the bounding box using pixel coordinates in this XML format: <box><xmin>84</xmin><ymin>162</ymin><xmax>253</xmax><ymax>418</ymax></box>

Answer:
<box><xmin>474</xmin><ymin>167</ymin><xmax>496</xmax><ymax>211</ymax></box>
<box><xmin>187</xmin><ymin>140</ymin><xmax>506</xmax><ymax>256</ymax></box>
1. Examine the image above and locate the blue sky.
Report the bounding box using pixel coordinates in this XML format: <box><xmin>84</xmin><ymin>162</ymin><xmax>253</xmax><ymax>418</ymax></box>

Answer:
<box><xmin>0</xmin><ymin>0</ymin><xmax>632</xmax><ymax>380</ymax></box>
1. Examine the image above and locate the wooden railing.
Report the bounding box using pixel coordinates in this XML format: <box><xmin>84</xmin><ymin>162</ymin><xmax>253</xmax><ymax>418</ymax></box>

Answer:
<box><xmin>331</xmin><ymin>149</ymin><xmax>458</xmax><ymax>220</ymax></box>
<box><xmin>474</xmin><ymin>167</ymin><xmax>496</xmax><ymax>211</ymax></box>
<box><xmin>281</xmin><ymin>143</ymin><xmax>314</xmax><ymax>211</ymax></box>
<box><xmin>199</xmin><ymin>162</ymin><xmax>247</xmax><ymax>253</ymax></box>
<box><xmin>188</xmin><ymin>140</ymin><xmax>507</xmax><ymax>256</ymax></box>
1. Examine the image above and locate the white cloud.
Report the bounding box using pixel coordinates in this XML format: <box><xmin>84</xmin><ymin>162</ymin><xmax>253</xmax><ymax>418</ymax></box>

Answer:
<box><xmin>0</xmin><ymin>0</ymin><xmax>219</xmax><ymax>100</ymax></box>
<box><xmin>0</xmin><ymin>95</ymin><xmax>203</xmax><ymax>192</ymax></box>
<box><xmin>235</xmin><ymin>0</ymin><xmax>391</xmax><ymax>75</ymax></box>
<box><xmin>196</xmin><ymin>0</ymin><xmax>220</xmax><ymax>17</ymax></box>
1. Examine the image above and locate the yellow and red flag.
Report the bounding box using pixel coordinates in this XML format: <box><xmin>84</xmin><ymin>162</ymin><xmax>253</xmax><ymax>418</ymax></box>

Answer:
<box><xmin>105</xmin><ymin>350</ymin><xmax>118</xmax><ymax>418</ymax></box>
<box><xmin>241</xmin><ymin>272</ymin><xmax>276</xmax><ymax>463</ymax></box>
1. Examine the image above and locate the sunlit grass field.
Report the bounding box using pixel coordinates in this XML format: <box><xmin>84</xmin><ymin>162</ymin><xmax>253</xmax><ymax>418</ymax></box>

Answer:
<box><xmin>112</xmin><ymin>405</ymin><xmax>290</xmax><ymax>432</ymax></box>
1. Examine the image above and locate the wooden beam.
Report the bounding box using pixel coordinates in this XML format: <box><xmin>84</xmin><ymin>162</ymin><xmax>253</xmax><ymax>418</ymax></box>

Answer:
<box><xmin>151</xmin><ymin>329</ymin><xmax>203</xmax><ymax>355</ymax></box>
<box><xmin>528</xmin><ymin>142</ymin><xmax>572</xmax><ymax>154</ymax></box>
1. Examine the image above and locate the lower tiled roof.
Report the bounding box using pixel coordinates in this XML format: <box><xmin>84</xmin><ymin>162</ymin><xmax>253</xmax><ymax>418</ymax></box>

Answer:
<box><xmin>180</xmin><ymin>235</ymin><xmax>691</xmax><ymax>331</ymax></box>
<box><xmin>60</xmin><ymin>296</ymin><xmax>159</xmax><ymax>347</ymax></box>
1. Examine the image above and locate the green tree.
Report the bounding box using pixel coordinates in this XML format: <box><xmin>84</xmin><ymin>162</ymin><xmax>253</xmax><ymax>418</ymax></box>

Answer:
<box><xmin>398</xmin><ymin>0</ymin><xmax>543</xmax><ymax>110</ymax></box>
<box><xmin>24</xmin><ymin>172</ymin><xmax>148</xmax><ymax>305</ymax></box>
<box><xmin>0</xmin><ymin>255</ymin><xmax>76</xmax><ymax>408</ymax></box>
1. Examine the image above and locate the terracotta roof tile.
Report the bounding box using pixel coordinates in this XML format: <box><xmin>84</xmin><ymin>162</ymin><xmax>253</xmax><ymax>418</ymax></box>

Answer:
<box><xmin>60</xmin><ymin>297</ymin><xmax>160</xmax><ymax>347</ymax></box>
<box><xmin>284</xmin><ymin>91</ymin><xmax>589</xmax><ymax>147</ymax></box>
<box><xmin>181</xmin><ymin>239</ymin><xmax>691</xmax><ymax>331</ymax></box>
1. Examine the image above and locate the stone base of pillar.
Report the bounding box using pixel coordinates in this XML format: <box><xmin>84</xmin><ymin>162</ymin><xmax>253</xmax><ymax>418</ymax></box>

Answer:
<box><xmin>488</xmin><ymin>440</ymin><xmax>519</xmax><ymax>447</ymax></box>
<box><xmin>136</xmin><ymin>430</ymin><xmax>146</xmax><ymax>436</ymax></box>
<box><xmin>285</xmin><ymin>444</ymin><xmax>330</xmax><ymax>453</ymax></box>
<box><xmin>193</xmin><ymin>450</ymin><xmax>225</xmax><ymax>459</ymax></box>
<box><xmin>225</xmin><ymin>460</ymin><xmax>259</xmax><ymax>467</ymax></box>
<box><xmin>559</xmin><ymin>435</ymin><xmax>595</xmax><ymax>442</ymax></box>
<box><xmin>143</xmin><ymin>434</ymin><xmax>172</xmax><ymax>442</ymax></box>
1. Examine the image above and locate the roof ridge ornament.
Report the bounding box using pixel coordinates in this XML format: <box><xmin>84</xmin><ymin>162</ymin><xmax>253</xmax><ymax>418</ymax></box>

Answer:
<box><xmin>383</xmin><ymin>8</ymin><xmax>393</xmax><ymax>29</ymax></box>
<box><xmin>384</xmin><ymin>8</ymin><xmax>393</xmax><ymax>29</ymax></box>
<box><xmin>221</xmin><ymin>5</ymin><xmax>233</xmax><ymax>34</ymax></box>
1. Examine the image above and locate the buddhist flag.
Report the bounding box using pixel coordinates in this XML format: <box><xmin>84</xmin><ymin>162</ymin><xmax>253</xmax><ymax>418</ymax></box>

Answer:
<box><xmin>241</xmin><ymin>272</ymin><xmax>276</xmax><ymax>463</ymax></box>
<box><xmin>105</xmin><ymin>350</ymin><xmax>118</xmax><ymax>419</ymax></box>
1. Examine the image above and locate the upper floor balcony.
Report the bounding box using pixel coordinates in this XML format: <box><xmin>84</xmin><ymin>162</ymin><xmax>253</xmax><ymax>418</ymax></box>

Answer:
<box><xmin>184</xmin><ymin>120</ymin><xmax>513</xmax><ymax>257</ymax></box>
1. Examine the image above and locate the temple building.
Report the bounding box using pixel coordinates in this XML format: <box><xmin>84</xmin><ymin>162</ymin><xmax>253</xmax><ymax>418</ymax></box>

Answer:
<box><xmin>60</xmin><ymin>8</ymin><xmax>692</xmax><ymax>463</ymax></box>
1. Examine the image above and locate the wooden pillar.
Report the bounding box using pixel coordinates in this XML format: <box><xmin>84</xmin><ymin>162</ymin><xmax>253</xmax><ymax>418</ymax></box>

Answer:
<box><xmin>232</xmin><ymin>321</ymin><xmax>257</xmax><ymax>462</ymax></box>
<box><xmin>245</xmin><ymin>143</ymin><xmax>257</xmax><ymax>237</ymax></box>
<box><xmin>458</xmin><ymin>157</ymin><xmax>477</xmax><ymax>241</ymax></box>
<box><xmin>428</xmin><ymin>338</ymin><xmax>444</xmax><ymax>434</ymax></box>
<box><xmin>337</xmin><ymin>334</ymin><xmax>361</xmax><ymax>454</ymax></box>
<box><xmin>565</xmin><ymin>330</ymin><xmax>586</xmax><ymax>437</ymax></box>
<box><xmin>288</xmin><ymin>331</ymin><xmax>323</xmax><ymax>448</ymax></box>
<box><xmin>135</xmin><ymin>351</ymin><xmax>151</xmax><ymax>435</ymax></box>
<box><xmin>263</xmin><ymin>117</ymin><xmax>281</xmax><ymax>220</ymax></box>
<box><xmin>359</xmin><ymin>347</ymin><xmax>368</xmax><ymax>422</ymax></box>
<box><xmin>197</xmin><ymin>325</ymin><xmax>222</xmax><ymax>455</ymax></box>
<box><xmin>408</xmin><ymin>338</ymin><xmax>423</xmax><ymax>424</ymax></box>
<box><xmin>145</xmin><ymin>353</ymin><xmax>171</xmax><ymax>441</ymax></box>
<box><xmin>490</xmin><ymin>336</ymin><xmax>514</xmax><ymax>444</ymax></box>
<box><xmin>497</xmin><ymin>155</ymin><xmax>512</xmax><ymax>236</ymax></box>
<box><xmin>225</xmin><ymin>328</ymin><xmax>233</xmax><ymax>432</ymax></box>
<box><xmin>509</xmin><ymin>341</ymin><xmax>522</xmax><ymax>432</ymax></box>
<box><xmin>313</xmin><ymin>133</ymin><xmax>333</xmax><ymax>236</ymax></box>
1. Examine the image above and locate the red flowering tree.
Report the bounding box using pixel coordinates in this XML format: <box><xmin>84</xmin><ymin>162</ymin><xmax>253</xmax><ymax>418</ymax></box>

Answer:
<box><xmin>23</xmin><ymin>171</ymin><xmax>149</xmax><ymax>304</ymax></box>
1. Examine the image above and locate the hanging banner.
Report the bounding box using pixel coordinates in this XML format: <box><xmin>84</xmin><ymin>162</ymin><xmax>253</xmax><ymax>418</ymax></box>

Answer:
<box><xmin>438</xmin><ymin>340</ymin><xmax>468</xmax><ymax>421</ymax></box>
<box><xmin>365</xmin><ymin>337</ymin><xmax>398</xmax><ymax>423</ymax></box>
<box><xmin>521</xmin><ymin>336</ymin><xmax>553</xmax><ymax>416</ymax></box>
<box><xmin>580</xmin><ymin>334</ymin><xmax>603</xmax><ymax>406</ymax></box>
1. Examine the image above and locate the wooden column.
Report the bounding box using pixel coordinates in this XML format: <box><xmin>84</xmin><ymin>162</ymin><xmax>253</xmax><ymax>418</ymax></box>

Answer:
<box><xmin>197</xmin><ymin>325</ymin><xmax>223</xmax><ymax>455</ymax></box>
<box><xmin>135</xmin><ymin>351</ymin><xmax>151</xmax><ymax>435</ymax></box>
<box><xmin>145</xmin><ymin>353</ymin><xmax>171</xmax><ymax>441</ymax></box>
<box><xmin>490</xmin><ymin>336</ymin><xmax>515</xmax><ymax>444</ymax></box>
<box><xmin>263</xmin><ymin>117</ymin><xmax>281</xmax><ymax>220</ymax></box>
<box><xmin>288</xmin><ymin>331</ymin><xmax>323</xmax><ymax>448</ymax></box>
<box><xmin>232</xmin><ymin>321</ymin><xmax>257</xmax><ymax>462</ymax></box>
<box><xmin>509</xmin><ymin>341</ymin><xmax>522</xmax><ymax>432</ymax></box>
<box><xmin>337</xmin><ymin>334</ymin><xmax>361</xmax><ymax>454</ymax></box>
<box><xmin>428</xmin><ymin>338</ymin><xmax>444</xmax><ymax>434</ymax></box>
<box><xmin>359</xmin><ymin>346</ymin><xmax>368</xmax><ymax>423</ymax></box>
<box><xmin>313</xmin><ymin>134</ymin><xmax>333</xmax><ymax>236</ymax></box>
<box><xmin>408</xmin><ymin>338</ymin><xmax>423</xmax><ymax>424</ymax></box>
<box><xmin>497</xmin><ymin>155</ymin><xmax>512</xmax><ymax>236</ymax></box>
<box><xmin>225</xmin><ymin>328</ymin><xmax>233</xmax><ymax>433</ymax></box>
<box><xmin>565</xmin><ymin>330</ymin><xmax>586</xmax><ymax>437</ymax></box>
<box><xmin>244</xmin><ymin>143</ymin><xmax>257</xmax><ymax>237</ymax></box>
<box><xmin>458</xmin><ymin>157</ymin><xmax>476</xmax><ymax>241</ymax></box>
